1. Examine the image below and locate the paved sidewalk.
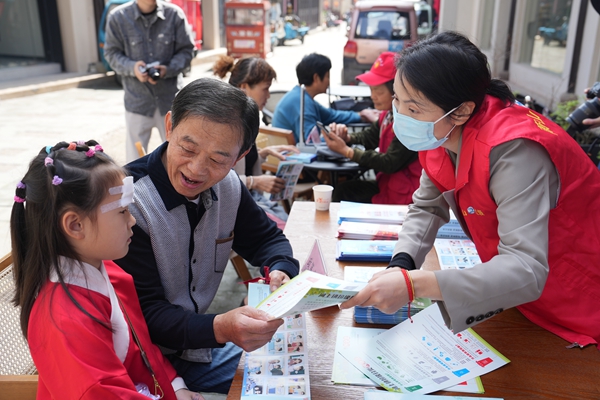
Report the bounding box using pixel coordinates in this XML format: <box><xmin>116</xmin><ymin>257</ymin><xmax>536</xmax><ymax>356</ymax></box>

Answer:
<box><xmin>0</xmin><ymin>48</ymin><xmax>226</xmax><ymax>100</ymax></box>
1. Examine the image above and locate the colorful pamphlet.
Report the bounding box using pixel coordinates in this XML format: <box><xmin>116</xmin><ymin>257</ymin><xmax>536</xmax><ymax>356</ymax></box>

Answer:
<box><xmin>241</xmin><ymin>283</ymin><xmax>311</xmax><ymax>399</ymax></box>
<box><xmin>339</xmin><ymin>304</ymin><xmax>510</xmax><ymax>394</ymax></box>
<box><xmin>364</xmin><ymin>392</ymin><xmax>503</xmax><ymax>400</ymax></box>
<box><xmin>337</xmin><ymin>221</ymin><xmax>403</xmax><ymax>240</ymax></box>
<box><xmin>271</xmin><ymin>161</ymin><xmax>304</xmax><ymax>201</ymax></box>
<box><xmin>344</xmin><ymin>266</ymin><xmax>431</xmax><ymax>325</ymax></box>
<box><xmin>336</xmin><ymin>240</ymin><xmax>395</xmax><ymax>262</ymax></box>
<box><xmin>337</xmin><ymin>201</ymin><xmax>409</xmax><ymax>225</ymax></box>
<box><xmin>434</xmin><ymin>239</ymin><xmax>482</xmax><ymax>270</ymax></box>
<box><xmin>332</xmin><ymin>327</ymin><xmax>485</xmax><ymax>394</ymax></box>
<box><xmin>255</xmin><ymin>270</ymin><xmax>365</xmax><ymax>319</ymax></box>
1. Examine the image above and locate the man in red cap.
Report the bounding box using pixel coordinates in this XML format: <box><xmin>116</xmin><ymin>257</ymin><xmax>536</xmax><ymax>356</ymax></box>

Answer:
<box><xmin>322</xmin><ymin>51</ymin><xmax>422</xmax><ymax>204</ymax></box>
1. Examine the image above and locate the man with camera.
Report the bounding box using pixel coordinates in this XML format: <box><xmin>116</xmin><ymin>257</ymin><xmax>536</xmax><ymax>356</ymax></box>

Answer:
<box><xmin>104</xmin><ymin>0</ymin><xmax>194</xmax><ymax>162</ymax></box>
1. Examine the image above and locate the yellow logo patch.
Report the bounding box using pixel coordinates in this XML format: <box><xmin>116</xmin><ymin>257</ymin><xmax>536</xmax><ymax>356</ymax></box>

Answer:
<box><xmin>527</xmin><ymin>110</ymin><xmax>557</xmax><ymax>135</ymax></box>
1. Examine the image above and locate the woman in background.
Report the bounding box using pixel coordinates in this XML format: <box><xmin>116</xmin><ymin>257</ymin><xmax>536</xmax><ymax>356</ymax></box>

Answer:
<box><xmin>213</xmin><ymin>56</ymin><xmax>298</xmax><ymax>221</ymax></box>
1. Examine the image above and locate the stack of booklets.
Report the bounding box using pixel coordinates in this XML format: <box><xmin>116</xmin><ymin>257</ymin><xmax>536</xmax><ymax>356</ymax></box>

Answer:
<box><xmin>337</xmin><ymin>201</ymin><xmax>409</xmax><ymax>225</ymax></box>
<box><xmin>336</xmin><ymin>240</ymin><xmax>395</xmax><ymax>262</ymax></box>
<box><xmin>344</xmin><ymin>266</ymin><xmax>431</xmax><ymax>324</ymax></box>
<box><xmin>337</xmin><ymin>221</ymin><xmax>402</xmax><ymax>240</ymax></box>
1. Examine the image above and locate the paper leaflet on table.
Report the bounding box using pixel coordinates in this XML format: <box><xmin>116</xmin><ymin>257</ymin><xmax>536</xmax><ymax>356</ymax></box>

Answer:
<box><xmin>241</xmin><ymin>283</ymin><xmax>311</xmax><ymax>399</ymax></box>
<box><xmin>255</xmin><ymin>270</ymin><xmax>366</xmax><ymax>320</ymax></box>
<box><xmin>364</xmin><ymin>392</ymin><xmax>503</xmax><ymax>400</ymax></box>
<box><xmin>270</xmin><ymin>161</ymin><xmax>304</xmax><ymax>201</ymax></box>
<box><xmin>299</xmin><ymin>239</ymin><xmax>328</xmax><ymax>276</ymax></box>
<box><xmin>338</xmin><ymin>304</ymin><xmax>510</xmax><ymax>394</ymax></box>
<box><xmin>332</xmin><ymin>327</ymin><xmax>484</xmax><ymax>393</ymax></box>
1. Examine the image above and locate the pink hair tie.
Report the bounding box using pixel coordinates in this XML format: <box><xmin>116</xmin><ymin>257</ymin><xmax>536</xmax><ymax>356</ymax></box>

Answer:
<box><xmin>44</xmin><ymin>157</ymin><xmax>54</xmax><ymax>166</ymax></box>
<box><xmin>67</xmin><ymin>143</ymin><xmax>76</xmax><ymax>151</ymax></box>
<box><xmin>85</xmin><ymin>148</ymin><xmax>95</xmax><ymax>157</ymax></box>
<box><xmin>52</xmin><ymin>175</ymin><xmax>63</xmax><ymax>185</ymax></box>
<box><xmin>14</xmin><ymin>195</ymin><xmax>25</xmax><ymax>203</ymax></box>
<box><xmin>95</xmin><ymin>145</ymin><xmax>104</xmax><ymax>152</ymax></box>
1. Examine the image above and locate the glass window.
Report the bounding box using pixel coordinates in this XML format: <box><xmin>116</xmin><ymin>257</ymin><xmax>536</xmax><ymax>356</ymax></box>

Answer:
<box><xmin>226</xmin><ymin>8</ymin><xmax>265</xmax><ymax>26</ymax></box>
<box><xmin>354</xmin><ymin>11</ymin><xmax>411</xmax><ymax>41</ymax></box>
<box><xmin>519</xmin><ymin>0</ymin><xmax>572</xmax><ymax>74</ymax></box>
<box><xmin>479</xmin><ymin>0</ymin><xmax>495</xmax><ymax>50</ymax></box>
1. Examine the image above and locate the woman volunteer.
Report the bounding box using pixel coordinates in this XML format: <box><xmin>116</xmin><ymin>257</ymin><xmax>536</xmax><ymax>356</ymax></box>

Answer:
<box><xmin>341</xmin><ymin>31</ymin><xmax>600</xmax><ymax>349</ymax></box>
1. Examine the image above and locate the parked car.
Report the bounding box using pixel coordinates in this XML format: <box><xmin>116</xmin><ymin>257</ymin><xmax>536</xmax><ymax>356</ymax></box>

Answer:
<box><xmin>342</xmin><ymin>0</ymin><xmax>432</xmax><ymax>85</ymax></box>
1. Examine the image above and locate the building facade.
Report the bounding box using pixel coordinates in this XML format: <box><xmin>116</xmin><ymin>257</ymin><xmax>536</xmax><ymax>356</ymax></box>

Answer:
<box><xmin>439</xmin><ymin>0</ymin><xmax>600</xmax><ymax>110</ymax></box>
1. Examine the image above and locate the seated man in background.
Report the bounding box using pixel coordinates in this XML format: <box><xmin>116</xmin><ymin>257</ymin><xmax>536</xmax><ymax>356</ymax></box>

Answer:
<box><xmin>272</xmin><ymin>53</ymin><xmax>378</xmax><ymax>143</ymax></box>
<box><xmin>115</xmin><ymin>78</ymin><xmax>300</xmax><ymax>394</ymax></box>
<box><xmin>323</xmin><ymin>52</ymin><xmax>421</xmax><ymax>204</ymax></box>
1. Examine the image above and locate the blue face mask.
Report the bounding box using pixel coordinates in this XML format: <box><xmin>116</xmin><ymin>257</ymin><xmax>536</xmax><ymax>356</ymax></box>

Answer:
<box><xmin>392</xmin><ymin>103</ymin><xmax>461</xmax><ymax>151</ymax></box>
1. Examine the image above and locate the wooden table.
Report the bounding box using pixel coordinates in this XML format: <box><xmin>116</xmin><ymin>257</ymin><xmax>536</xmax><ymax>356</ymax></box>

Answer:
<box><xmin>228</xmin><ymin>202</ymin><xmax>600</xmax><ymax>399</ymax></box>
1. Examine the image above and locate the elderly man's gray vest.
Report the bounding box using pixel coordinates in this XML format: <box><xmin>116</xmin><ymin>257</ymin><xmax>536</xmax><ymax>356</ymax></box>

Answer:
<box><xmin>130</xmin><ymin>170</ymin><xmax>241</xmax><ymax>363</ymax></box>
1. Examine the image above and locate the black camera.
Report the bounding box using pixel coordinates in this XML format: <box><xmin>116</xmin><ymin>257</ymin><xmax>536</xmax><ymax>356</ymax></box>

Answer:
<box><xmin>566</xmin><ymin>82</ymin><xmax>600</xmax><ymax>132</ymax></box>
<box><xmin>139</xmin><ymin>62</ymin><xmax>161</xmax><ymax>81</ymax></box>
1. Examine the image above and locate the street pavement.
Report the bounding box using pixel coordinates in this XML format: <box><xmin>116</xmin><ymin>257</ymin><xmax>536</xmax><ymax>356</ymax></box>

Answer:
<box><xmin>0</xmin><ymin>24</ymin><xmax>349</xmax><ymax>264</ymax></box>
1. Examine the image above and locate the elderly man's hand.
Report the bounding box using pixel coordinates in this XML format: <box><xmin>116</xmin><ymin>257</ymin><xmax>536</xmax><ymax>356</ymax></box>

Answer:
<box><xmin>252</xmin><ymin>175</ymin><xmax>286</xmax><ymax>194</ymax></box>
<box><xmin>213</xmin><ymin>307</ymin><xmax>283</xmax><ymax>352</ymax></box>
<box><xmin>268</xmin><ymin>269</ymin><xmax>291</xmax><ymax>292</ymax></box>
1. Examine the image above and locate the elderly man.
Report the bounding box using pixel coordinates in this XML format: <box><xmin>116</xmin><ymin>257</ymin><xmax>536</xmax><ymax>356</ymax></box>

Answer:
<box><xmin>115</xmin><ymin>78</ymin><xmax>300</xmax><ymax>394</ymax></box>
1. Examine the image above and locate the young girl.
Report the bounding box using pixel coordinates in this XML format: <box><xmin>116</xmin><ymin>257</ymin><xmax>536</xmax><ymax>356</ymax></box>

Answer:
<box><xmin>11</xmin><ymin>140</ymin><xmax>203</xmax><ymax>400</ymax></box>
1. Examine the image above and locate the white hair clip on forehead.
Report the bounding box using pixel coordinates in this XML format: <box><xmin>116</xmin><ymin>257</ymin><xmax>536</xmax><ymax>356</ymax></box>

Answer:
<box><xmin>100</xmin><ymin>176</ymin><xmax>134</xmax><ymax>213</ymax></box>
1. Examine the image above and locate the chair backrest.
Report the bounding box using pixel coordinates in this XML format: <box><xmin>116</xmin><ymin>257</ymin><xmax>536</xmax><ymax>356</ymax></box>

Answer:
<box><xmin>262</xmin><ymin>90</ymin><xmax>288</xmax><ymax>125</ymax></box>
<box><xmin>255</xmin><ymin>126</ymin><xmax>296</xmax><ymax>173</ymax></box>
<box><xmin>0</xmin><ymin>252</ymin><xmax>38</xmax><ymax>400</ymax></box>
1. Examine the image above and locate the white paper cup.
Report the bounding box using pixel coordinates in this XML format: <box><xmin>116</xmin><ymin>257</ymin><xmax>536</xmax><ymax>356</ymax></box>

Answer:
<box><xmin>313</xmin><ymin>185</ymin><xmax>334</xmax><ymax>211</ymax></box>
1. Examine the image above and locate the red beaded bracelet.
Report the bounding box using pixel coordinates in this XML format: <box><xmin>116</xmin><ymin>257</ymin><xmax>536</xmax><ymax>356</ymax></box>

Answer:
<box><xmin>401</xmin><ymin>268</ymin><xmax>415</xmax><ymax>323</ymax></box>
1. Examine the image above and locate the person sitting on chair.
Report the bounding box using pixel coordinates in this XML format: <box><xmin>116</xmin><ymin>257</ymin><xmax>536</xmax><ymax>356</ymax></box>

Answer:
<box><xmin>213</xmin><ymin>55</ymin><xmax>300</xmax><ymax>222</ymax></box>
<box><xmin>322</xmin><ymin>52</ymin><xmax>421</xmax><ymax>204</ymax></box>
<box><xmin>272</xmin><ymin>53</ymin><xmax>379</xmax><ymax>143</ymax></box>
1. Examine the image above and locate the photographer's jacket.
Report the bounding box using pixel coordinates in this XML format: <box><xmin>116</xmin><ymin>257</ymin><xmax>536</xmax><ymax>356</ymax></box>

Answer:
<box><xmin>104</xmin><ymin>1</ymin><xmax>194</xmax><ymax>117</ymax></box>
<box><xmin>116</xmin><ymin>142</ymin><xmax>299</xmax><ymax>363</ymax></box>
<box><xmin>398</xmin><ymin>95</ymin><xmax>600</xmax><ymax>348</ymax></box>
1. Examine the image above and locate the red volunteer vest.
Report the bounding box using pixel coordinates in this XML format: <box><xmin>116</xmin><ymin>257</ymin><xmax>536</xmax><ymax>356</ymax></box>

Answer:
<box><xmin>421</xmin><ymin>96</ymin><xmax>600</xmax><ymax>348</ymax></box>
<box><xmin>372</xmin><ymin>110</ymin><xmax>422</xmax><ymax>205</ymax></box>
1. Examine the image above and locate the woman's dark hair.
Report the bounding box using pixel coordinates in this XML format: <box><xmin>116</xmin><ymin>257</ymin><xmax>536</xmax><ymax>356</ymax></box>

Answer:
<box><xmin>171</xmin><ymin>78</ymin><xmax>259</xmax><ymax>157</ymax></box>
<box><xmin>296</xmin><ymin>53</ymin><xmax>331</xmax><ymax>86</ymax></box>
<box><xmin>395</xmin><ymin>31</ymin><xmax>515</xmax><ymax>118</ymax></box>
<box><xmin>11</xmin><ymin>140</ymin><xmax>125</xmax><ymax>337</ymax></box>
<box><xmin>213</xmin><ymin>55</ymin><xmax>277</xmax><ymax>89</ymax></box>
<box><xmin>384</xmin><ymin>79</ymin><xmax>394</xmax><ymax>96</ymax></box>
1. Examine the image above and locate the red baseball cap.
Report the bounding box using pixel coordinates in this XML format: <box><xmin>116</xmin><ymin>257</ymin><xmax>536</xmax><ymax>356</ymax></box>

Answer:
<box><xmin>355</xmin><ymin>52</ymin><xmax>397</xmax><ymax>86</ymax></box>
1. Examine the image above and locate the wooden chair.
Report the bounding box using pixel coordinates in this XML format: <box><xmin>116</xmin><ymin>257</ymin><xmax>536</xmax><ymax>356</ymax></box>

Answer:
<box><xmin>135</xmin><ymin>141</ymin><xmax>146</xmax><ymax>158</ymax></box>
<box><xmin>0</xmin><ymin>253</ymin><xmax>38</xmax><ymax>400</ymax></box>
